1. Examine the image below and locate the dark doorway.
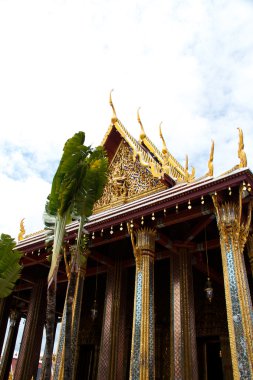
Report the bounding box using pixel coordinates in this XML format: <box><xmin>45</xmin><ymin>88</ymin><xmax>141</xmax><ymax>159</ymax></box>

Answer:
<box><xmin>197</xmin><ymin>337</ymin><xmax>223</xmax><ymax>380</ymax></box>
<box><xmin>206</xmin><ymin>340</ymin><xmax>223</xmax><ymax>380</ymax></box>
<box><xmin>76</xmin><ymin>344</ymin><xmax>95</xmax><ymax>380</ymax></box>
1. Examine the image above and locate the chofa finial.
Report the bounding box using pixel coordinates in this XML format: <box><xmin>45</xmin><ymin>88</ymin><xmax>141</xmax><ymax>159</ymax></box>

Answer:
<box><xmin>109</xmin><ymin>89</ymin><xmax>117</xmax><ymax>124</ymax></box>
<box><xmin>137</xmin><ymin>107</ymin><xmax>146</xmax><ymax>142</ymax></box>
<box><xmin>237</xmin><ymin>127</ymin><xmax>247</xmax><ymax>168</ymax></box>
<box><xmin>18</xmin><ymin>218</ymin><xmax>25</xmax><ymax>241</ymax></box>
<box><xmin>207</xmin><ymin>140</ymin><xmax>214</xmax><ymax>176</ymax></box>
<box><xmin>159</xmin><ymin>122</ymin><xmax>168</xmax><ymax>156</ymax></box>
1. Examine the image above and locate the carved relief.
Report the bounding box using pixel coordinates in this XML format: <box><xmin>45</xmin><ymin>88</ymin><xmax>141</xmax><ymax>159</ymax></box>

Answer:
<box><xmin>94</xmin><ymin>140</ymin><xmax>165</xmax><ymax>212</ymax></box>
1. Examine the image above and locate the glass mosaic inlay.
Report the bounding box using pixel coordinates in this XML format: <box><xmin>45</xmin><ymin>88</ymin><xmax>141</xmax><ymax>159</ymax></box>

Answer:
<box><xmin>131</xmin><ymin>270</ymin><xmax>142</xmax><ymax>379</ymax></box>
<box><xmin>226</xmin><ymin>238</ymin><xmax>251</xmax><ymax>378</ymax></box>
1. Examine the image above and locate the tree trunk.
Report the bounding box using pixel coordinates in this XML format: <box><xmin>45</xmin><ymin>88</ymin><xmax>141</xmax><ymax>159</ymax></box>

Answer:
<box><xmin>40</xmin><ymin>279</ymin><xmax>56</xmax><ymax>380</ymax></box>
<box><xmin>63</xmin><ymin>271</ymin><xmax>77</xmax><ymax>380</ymax></box>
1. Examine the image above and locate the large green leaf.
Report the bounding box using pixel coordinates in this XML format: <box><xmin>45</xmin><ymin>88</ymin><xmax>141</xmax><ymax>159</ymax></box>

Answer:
<box><xmin>0</xmin><ymin>234</ymin><xmax>22</xmax><ymax>298</ymax></box>
<box><xmin>46</xmin><ymin>131</ymin><xmax>86</xmax><ymax>216</ymax></box>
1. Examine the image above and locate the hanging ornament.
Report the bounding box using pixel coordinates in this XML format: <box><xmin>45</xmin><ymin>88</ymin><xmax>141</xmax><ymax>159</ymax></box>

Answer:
<box><xmin>248</xmin><ymin>183</ymin><xmax>252</xmax><ymax>192</ymax></box>
<box><xmin>110</xmin><ymin>226</ymin><xmax>114</xmax><ymax>235</ymax></box>
<box><xmin>204</xmin><ymin>277</ymin><xmax>214</xmax><ymax>303</ymax></box>
<box><xmin>164</xmin><ymin>208</ymin><xmax>166</xmax><ymax>216</ymax></box>
<box><xmin>151</xmin><ymin>212</ymin><xmax>155</xmax><ymax>220</ymax></box>
<box><xmin>91</xmin><ymin>265</ymin><xmax>98</xmax><ymax>320</ymax></box>
<box><xmin>130</xmin><ymin>220</ymin><xmax>134</xmax><ymax>228</ymax></box>
<box><xmin>201</xmin><ymin>196</ymin><xmax>205</xmax><ymax>205</ymax></box>
<box><xmin>141</xmin><ymin>216</ymin><xmax>144</xmax><ymax>225</ymax></box>
<box><xmin>204</xmin><ymin>228</ymin><xmax>213</xmax><ymax>303</ymax></box>
<box><xmin>91</xmin><ymin>299</ymin><xmax>98</xmax><ymax>320</ymax></box>
<box><xmin>242</xmin><ymin>181</ymin><xmax>247</xmax><ymax>191</ymax></box>
<box><xmin>92</xmin><ymin>232</ymin><xmax>95</xmax><ymax>240</ymax></box>
<box><xmin>188</xmin><ymin>200</ymin><xmax>192</xmax><ymax>210</ymax></box>
<box><xmin>120</xmin><ymin>223</ymin><xmax>123</xmax><ymax>231</ymax></box>
<box><xmin>228</xmin><ymin>187</ymin><xmax>232</xmax><ymax>196</ymax></box>
<box><xmin>175</xmin><ymin>204</ymin><xmax>179</xmax><ymax>213</ymax></box>
<box><xmin>100</xmin><ymin>229</ymin><xmax>103</xmax><ymax>237</ymax></box>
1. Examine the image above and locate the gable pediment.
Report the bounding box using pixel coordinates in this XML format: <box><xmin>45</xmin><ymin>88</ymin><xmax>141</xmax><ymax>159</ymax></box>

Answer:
<box><xmin>93</xmin><ymin>138</ymin><xmax>165</xmax><ymax>212</ymax></box>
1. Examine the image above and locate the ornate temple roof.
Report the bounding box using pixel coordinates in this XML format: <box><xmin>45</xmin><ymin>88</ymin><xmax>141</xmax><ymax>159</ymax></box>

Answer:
<box><xmin>17</xmin><ymin>95</ymin><xmax>251</xmax><ymax>247</ymax></box>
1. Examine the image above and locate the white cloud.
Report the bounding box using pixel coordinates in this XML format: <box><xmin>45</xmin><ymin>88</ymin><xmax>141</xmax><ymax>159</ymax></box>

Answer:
<box><xmin>0</xmin><ymin>0</ymin><xmax>253</xmax><ymax>237</ymax></box>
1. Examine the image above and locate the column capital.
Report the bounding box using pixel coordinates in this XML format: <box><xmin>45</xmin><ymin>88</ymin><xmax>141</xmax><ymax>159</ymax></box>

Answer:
<box><xmin>212</xmin><ymin>188</ymin><xmax>252</xmax><ymax>252</ymax></box>
<box><xmin>128</xmin><ymin>226</ymin><xmax>156</xmax><ymax>271</ymax></box>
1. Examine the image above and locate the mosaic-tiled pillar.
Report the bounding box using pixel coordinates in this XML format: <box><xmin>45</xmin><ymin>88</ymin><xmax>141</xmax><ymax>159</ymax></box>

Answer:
<box><xmin>97</xmin><ymin>261</ymin><xmax>126</xmax><ymax>380</ymax></box>
<box><xmin>129</xmin><ymin>227</ymin><xmax>156</xmax><ymax>380</ymax></box>
<box><xmin>212</xmin><ymin>194</ymin><xmax>253</xmax><ymax>379</ymax></box>
<box><xmin>0</xmin><ymin>297</ymin><xmax>11</xmax><ymax>357</ymax></box>
<box><xmin>247</xmin><ymin>234</ymin><xmax>253</xmax><ymax>278</ymax></box>
<box><xmin>170</xmin><ymin>253</ymin><xmax>182</xmax><ymax>380</ymax></box>
<box><xmin>0</xmin><ymin>310</ymin><xmax>21</xmax><ymax>380</ymax></box>
<box><xmin>53</xmin><ymin>262</ymin><xmax>87</xmax><ymax>380</ymax></box>
<box><xmin>220</xmin><ymin>335</ymin><xmax>233</xmax><ymax>380</ymax></box>
<box><xmin>14</xmin><ymin>278</ymin><xmax>46</xmax><ymax>380</ymax></box>
<box><xmin>170</xmin><ymin>250</ymin><xmax>198</xmax><ymax>380</ymax></box>
<box><xmin>180</xmin><ymin>249</ymin><xmax>198</xmax><ymax>380</ymax></box>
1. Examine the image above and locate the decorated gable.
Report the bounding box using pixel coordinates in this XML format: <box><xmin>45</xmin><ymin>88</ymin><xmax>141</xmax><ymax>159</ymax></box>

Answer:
<box><xmin>93</xmin><ymin>139</ymin><xmax>165</xmax><ymax>212</ymax></box>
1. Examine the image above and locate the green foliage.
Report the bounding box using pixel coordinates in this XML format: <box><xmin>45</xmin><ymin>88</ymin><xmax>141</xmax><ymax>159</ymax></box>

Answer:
<box><xmin>45</xmin><ymin>131</ymin><xmax>108</xmax><ymax>283</ymax></box>
<box><xmin>0</xmin><ymin>234</ymin><xmax>22</xmax><ymax>298</ymax></box>
<box><xmin>46</xmin><ymin>131</ymin><xmax>108</xmax><ymax>219</ymax></box>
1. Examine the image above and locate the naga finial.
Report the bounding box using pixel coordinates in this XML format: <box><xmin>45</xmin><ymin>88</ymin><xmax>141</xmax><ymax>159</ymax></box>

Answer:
<box><xmin>18</xmin><ymin>218</ymin><xmax>25</xmax><ymax>241</ymax></box>
<box><xmin>207</xmin><ymin>140</ymin><xmax>214</xmax><ymax>176</ymax></box>
<box><xmin>237</xmin><ymin>127</ymin><xmax>247</xmax><ymax>168</ymax></box>
<box><xmin>159</xmin><ymin>122</ymin><xmax>168</xmax><ymax>156</ymax></box>
<box><xmin>183</xmin><ymin>155</ymin><xmax>195</xmax><ymax>182</ymax></box>
<box><xmin>109</xmin><ymin>89</ymin><xmax>117</xmax><ymax>124</ymax></box>
<box><xmin>185</xmin><ymin>154</ymin><xmax>189</xmax><ymax>173</ymax></box>
<box><xmin>137</xmin><ymin>107</ymin><xmax>146</xmax><ymax>142</ymax></box>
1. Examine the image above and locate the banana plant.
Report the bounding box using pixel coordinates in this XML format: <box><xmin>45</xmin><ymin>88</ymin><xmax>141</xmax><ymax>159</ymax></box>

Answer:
<box><xmin>0</xmin><ymin>234</ymin><xmax>22</xmax><ymax>298</ymax></box>
<box><xmin>41</xmin><ymin>132</ymin><xmax>108</xmax><ymax>380</ymax></box>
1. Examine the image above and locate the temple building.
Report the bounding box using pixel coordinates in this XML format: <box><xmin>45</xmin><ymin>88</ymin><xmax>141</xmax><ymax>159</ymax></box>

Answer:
<box><xmin>0</xmin><ymin>98</ymin><xmax>253</xmax><ymax>380</ymax></box>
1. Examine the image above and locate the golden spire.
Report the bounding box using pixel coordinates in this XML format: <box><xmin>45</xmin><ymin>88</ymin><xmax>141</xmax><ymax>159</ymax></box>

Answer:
<box><xmin>237</xmin><ymin>127</ymin><xmax>247</xmax><ymax>168</ymax></box>
<box><xmin>18</xmin><ymin>218</ymin><xmax>25</xmax><ymax>241</ymax></box>
<box><xmin>207</xmin><ymin>140</ymin><xmax>214</xmax><ymax>176</ymax></box>
<box><xmin>159</xmin><ymin>122</ymin><xmax>168</xmax><ymax>156</ymax></box>
<box><xmin>109</xmin><ymin>89</ymin><xmax>117</xmax><ymax>124</ymax></box>
<box><xmin>185</xmin><ymin>154</ymin><xmax>189</xmax><ymax>173</ymax></box>
<box><xmin>137</xmin><ymin>107</ymin><xmax>146</xmax><ymax>142</ymax></box>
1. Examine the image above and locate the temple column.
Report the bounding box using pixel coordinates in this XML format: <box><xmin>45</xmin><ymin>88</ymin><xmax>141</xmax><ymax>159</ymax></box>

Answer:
<box><xmin>212</xmin><ymin>192</ymin><xmax>253</xmax><ymax>379</ymax></box>
<box><xmin>14</xmin><ymin>278</ymin><xmax>46</xmax><ymax>380</ymax></box>
<box><xmin>0</xmin><ymin>298</ymin><xmax>11</xmax><ymax>357</ymax></box>
<box><xmin>220</xmin><ymin>335</ymin><xmax>233</xmax><ymax>380</ymax></box>
<box><xmin>0</xmin><ymin>310</ymin><xmax>21</xmax><ymax>380</ymax></box>
<box><xmin>170</xmin><ymin>250</ymin><xmax>198</xmax><ymax>380</ymax></box>
<box><xmin>97</xmin><ymin>260</ymin><xmax>127</xmax><ymax>380</ymax></box>
<box><xmin>247</xmin><ymin>234</ymin><xmax>253</xmax><ymax>278</ymax></box>
<box><xmin>129</xmin><ymin>227</ymin><xmax>156</xmax><ymax>380</ymax></box>
<box><xmin>53</xmin><ymin>253</ymin><xmax>89</xmax><ymax>380</ymax></box>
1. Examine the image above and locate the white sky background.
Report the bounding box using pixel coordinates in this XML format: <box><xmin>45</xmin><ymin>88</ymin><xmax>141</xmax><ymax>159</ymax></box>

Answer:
<box><xmin>1</xmin><ymin>0</ymin><xmax>253</xmax><ymax>239</ymax></box>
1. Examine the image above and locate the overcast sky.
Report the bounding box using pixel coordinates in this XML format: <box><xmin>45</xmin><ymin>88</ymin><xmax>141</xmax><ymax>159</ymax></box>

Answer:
<box><xmin>1</xmin><ymin>0</ymin><xmax>253</xmax><ymax>239</ymax></box>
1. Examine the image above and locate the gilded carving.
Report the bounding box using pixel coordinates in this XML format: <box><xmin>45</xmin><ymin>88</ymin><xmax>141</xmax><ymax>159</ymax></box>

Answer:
<box><xmin>18</xmin><ymin>218</ymin><xmax>25</xmax><ymax>241</ymax></box>
<box><xmin>212</xmin><ymin>186</ymin><xmax>252</xmax><ymax>253</ymax></box>
<box><xmin>212</xmin><ymin>186</ymin><xmax>253</xmax><ymax>379</ymax></box>
<box><xmin>94</xmin><ymin>141</ymin><xmax>164</xmax><ymax>212</ymax></box>
<box><xmin>247</xmin><ymin>234</ymin><xmax>253</xmax><ymax>276</ymax></box>
<box><xmin>207</xmin><ymin>140</ymin><xmax>214</xmax><ymax>177</ymax></box>
<box><xmin>237</xmin><ymin>127</ymin><xmax>247</xmax><ymax>168</ymax></box>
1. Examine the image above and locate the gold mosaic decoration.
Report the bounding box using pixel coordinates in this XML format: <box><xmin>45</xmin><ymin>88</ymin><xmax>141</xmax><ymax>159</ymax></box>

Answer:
<box><xmin>94</xmin><ymin>140</ymin><xmax>165</xmax><ymax>212</ymax></box>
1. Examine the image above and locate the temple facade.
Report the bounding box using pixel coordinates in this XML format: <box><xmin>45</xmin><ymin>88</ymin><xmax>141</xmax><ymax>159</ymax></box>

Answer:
<box><xmin>0</xmin><ymin>101</ymin><xmax>253</xmax><ymax>380</ymax></box>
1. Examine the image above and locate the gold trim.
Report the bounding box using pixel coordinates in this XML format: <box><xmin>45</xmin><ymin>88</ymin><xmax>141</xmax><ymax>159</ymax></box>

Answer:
<box><xmin>212</xmin><ymin>190</ymin><xmax>253</xmax><ymax>379</ymax></box>
<box><xmin>237</xmin><ymin>127</ymin><xmax>247</xmax><ymax>168</ymax></box>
